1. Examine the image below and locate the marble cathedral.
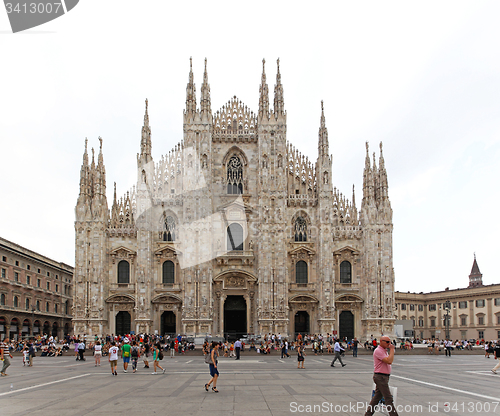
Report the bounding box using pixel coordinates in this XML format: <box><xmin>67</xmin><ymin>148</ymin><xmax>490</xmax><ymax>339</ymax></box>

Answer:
<box><xmin>73</xmin><ymin>59</ymin><xmax>396</xmax><ymax>339</ymax></box>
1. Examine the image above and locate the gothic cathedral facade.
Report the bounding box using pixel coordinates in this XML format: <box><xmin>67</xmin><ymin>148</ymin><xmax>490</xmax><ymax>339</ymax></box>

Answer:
<box><xmin>74</xmin><ymin>59</ymin><xmax>396</xmax><ymax>340</ymax></box>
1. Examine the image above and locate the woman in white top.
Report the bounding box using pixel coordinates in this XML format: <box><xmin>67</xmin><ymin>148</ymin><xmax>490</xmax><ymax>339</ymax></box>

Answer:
<box><xmin>94</xmin><ymin>342</ymin><xmax>102</xmax><ymax>366</ymax></box>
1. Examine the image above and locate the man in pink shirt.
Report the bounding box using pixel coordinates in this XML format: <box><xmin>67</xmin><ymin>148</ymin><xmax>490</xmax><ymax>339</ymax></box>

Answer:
<box><xmin>364</xmin><ymin>335</ymin><xmax>399</xmax><ymax>416</ymax></box>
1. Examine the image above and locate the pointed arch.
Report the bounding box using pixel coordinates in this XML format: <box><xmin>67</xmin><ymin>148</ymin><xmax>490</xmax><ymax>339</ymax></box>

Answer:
<box><xmin>160</xmin><ymin>210</ymin><xmax>178</xmax><ymax>242</ymax></box>
<box><xmin>291</xmin><ymin>210</ymin><xmax>311</xmax><ymax>242</ymax></box>
<box><xmin>223</xmin><ymin>148</ymin><xmax>247</xmax><ymax>195</ymax></box>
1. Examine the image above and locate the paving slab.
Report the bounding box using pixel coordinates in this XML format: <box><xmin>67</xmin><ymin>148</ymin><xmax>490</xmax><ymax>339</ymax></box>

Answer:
<box><xmin>1</xmin><ymin>353</ymin><xmax>500</xmax><ymax>415</ymax></box>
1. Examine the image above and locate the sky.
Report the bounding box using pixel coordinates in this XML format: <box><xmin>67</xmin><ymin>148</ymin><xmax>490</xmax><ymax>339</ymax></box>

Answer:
<box><xmin>1</xmin><ymin>1</ymin><xmax>499</xmax><ymax>293</ymax></box>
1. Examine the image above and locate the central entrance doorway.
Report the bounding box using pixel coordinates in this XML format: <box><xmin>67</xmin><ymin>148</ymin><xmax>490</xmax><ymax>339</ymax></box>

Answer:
<box><xmin>339</xmin><ymin>311</ymin><xmax>354</xmax><ymax>341</ymax></box>
<box><xmin>115</xmin><ymin>311</ymin><xmax>131</xmax><ymax>335</ymax></box>
<box><xmin>224</xmin><ymin>295</ymin><xmax>246</xmax><ymax>341</ymax></box>
<box><xmin>294</xmin><ymin>311</ymin><xmax>310</xmax><ymax>338</ymax></box>
<box><xmin>161</xmin><ymin>311</ymin><xmax>176</xmax><ymax>336</ymax></box>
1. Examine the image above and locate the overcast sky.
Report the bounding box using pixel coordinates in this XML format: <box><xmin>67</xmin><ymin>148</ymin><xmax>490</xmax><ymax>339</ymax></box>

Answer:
<box><xmin>1</xmin><ymin>1</ymin><xmax>499</xmax><ymax>293</ymax></box>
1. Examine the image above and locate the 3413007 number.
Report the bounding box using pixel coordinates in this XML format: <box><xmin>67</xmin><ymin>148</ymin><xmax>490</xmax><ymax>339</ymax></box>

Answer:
<box><xmin>5</xmin><ymin>2</ymin><xmax>62</xmax><ymax>14</ymax></box>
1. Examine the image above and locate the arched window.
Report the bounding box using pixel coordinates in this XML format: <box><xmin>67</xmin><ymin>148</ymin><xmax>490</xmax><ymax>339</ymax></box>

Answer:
<box><xmin>227</xmin><ymin>155</ymin><xmax>243</xmax><ymax>194</ymax></box>
<box><xmin>118</xmin><ymin>260</ymin><xmax>130</xmax><ymax>284</ymax></box>
<box><xmin>14</xmin><ymin>296</ymin><xmax>19</xmax><ymax>308</ymax></box>
<box><xmin>162</xmin><ymin>261</ymin><xmax>175</xmax><ymax>284</ymax></box>
<box><xmin>0</xmin><ymin>293</ymin><xmax>5</xmax><ymax>306</ymax></box>
<box><xmin>296</xmin><ymin>261</ymin><xmax>308</xmax><ymax>284</ymax></box>
<box><xmin>163</xmin><ymin>216</ymin><xmax>175</xmax><ymax>241</ymax></box>
<box><xmin>294</xmin><ymin>217</ymin><xmax>307</xmax><ymax>242</ymax></box>
<box><xmin>340</xmin><ymin>261</ymin><xmax>352</xmax><ymax>284</ymax></box>
<box><xmin>227</xmin><ymin>223</ymin><xmax>244</xmax><ymax>251</ymax></box>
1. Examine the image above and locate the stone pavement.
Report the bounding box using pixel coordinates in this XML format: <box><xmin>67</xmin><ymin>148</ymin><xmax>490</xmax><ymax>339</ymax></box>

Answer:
<box><xmin>0</xmin><ymin>351</ymin><xmax>499</xmax><ymax>415</ymax></box>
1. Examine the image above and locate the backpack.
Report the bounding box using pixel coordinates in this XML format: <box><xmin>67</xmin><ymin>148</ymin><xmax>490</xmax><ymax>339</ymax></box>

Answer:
<box><xmin>158</xmin><ymin>350</ymin><xmax>164</xmax><ymax>360</ymax></box>
<box><xmin>131</xmin><ymin>346</ymin><xmax>139</xmax><ymax>358</ymax></box>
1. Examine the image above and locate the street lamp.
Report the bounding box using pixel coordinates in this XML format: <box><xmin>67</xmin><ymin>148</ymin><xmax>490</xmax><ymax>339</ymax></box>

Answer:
<box><xmin>27</xmin><ymin>305</ymin><xmax>36</xmax><ymax>338</ymax></box>
<box><xmin>443</xmin><ymin>301</ymin><xmax>451</xmax><ymax>340</ymax></box>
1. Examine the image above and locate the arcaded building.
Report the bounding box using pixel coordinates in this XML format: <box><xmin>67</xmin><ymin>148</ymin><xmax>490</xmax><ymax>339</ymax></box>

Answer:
<box><xmin>0</xmin><ymin>237</ymin><xmax>73</xmax><ymax>340</ymax></box>
<box><xmin>73</xmin><ymin>59</ymin><xmax>396</xmax><ymax>340</ymax></box>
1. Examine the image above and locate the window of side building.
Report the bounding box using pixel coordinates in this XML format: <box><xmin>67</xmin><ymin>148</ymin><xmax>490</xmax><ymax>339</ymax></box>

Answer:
<box><xmin>476</xmin><ymin>299</ymin><xmax>485</xmax><ymax>308</ymax></box>
<box><xmin>429</xmin><ymin>304</ymin><xmax>436</xmax><ymax>311</ymax></box>
<box><xmin>495</xmin><ymin>298</ymin><xmax>500</xmax><ymax>306</ymax></box>
<box><xmin>459</xmin><ymin>301</ymin><xmax>467</xmax><ymax>308</ymax></box>
<box><xmin>418</xmin><ymin>304</ymin><xmax>423</xmax><ymax>311</ymax></box>
<box><xmin>1</xmin><ymin>268</ymin><xmax>6</xmax><ymax>278</ymax></box>
<box><xmin>410</xmin><ymin>304</ymin><xmax>415</xmax><ymax>311</ymax></box>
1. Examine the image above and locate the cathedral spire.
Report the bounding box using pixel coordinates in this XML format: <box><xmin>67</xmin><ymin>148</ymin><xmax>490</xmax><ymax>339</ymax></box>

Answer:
<box><xmin>98</xmin><ymin>137</ymin><xmax>104</xmax><ymax>167</ymax></box>
<box><xmin>273</xmin><ymin>58</ymin><xmax>285</xmax><ymax>118</ymax></box>
<box><xmin>362</xmin><ymin>142</ymin><xmax>374</xmax><ymax>203</ymax></box>
<box><xmin>378</xmin><ymin>142</ymin><xmax>389</xmax><ymax>200</ymax></box>
<box><xmin>185</xmin><ymin>57</ymin><xmax>197</xmax><ymax>117</ymax></box>
<box><xmin>78</xmin><ymin>138</ymin><xmax>89</xmax><ymax>198</ymax></box>
<box><xmin>352</xmin><ymin>184</ymin><xmax>356</xmax><ymax>210</ymax></box>
<box><xmin>140</xmin><ymin>98</ymin><xmax>152</xmax><ymax>163</ymax></box>
<box><xmin>200</xmin><ymin>57</ymin><xmax>212</xmax><ymax>119</ymax></box>
<box><xmin>258</xmin><ymin>58</ymin><xmax>269</xmax><ymax>121</ymax></box>
<box><xmin>318</xmin><ymin>100</ymin><xmax>329</xmax><ymax>158</ymax></box>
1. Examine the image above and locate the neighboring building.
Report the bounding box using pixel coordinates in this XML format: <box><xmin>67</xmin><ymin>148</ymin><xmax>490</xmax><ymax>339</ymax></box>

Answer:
<box><xmin>395</xmin><ymin>256</ymin><xmax>500</xmax><ymax>341</ymax></box>
<box><xmin>0</xmin><ymin>237</ymin><xmax>73</xmax><ymax>340</ymax></box>
<box><xmin>73</xmin><ymin>58</ymin><xmax>396</xmax><ymax>340</ymax></box>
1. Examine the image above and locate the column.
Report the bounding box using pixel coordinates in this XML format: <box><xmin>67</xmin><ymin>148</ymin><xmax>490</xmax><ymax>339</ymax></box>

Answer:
<box><xmin>487</xmin><ymin>298</ymin><xmax>493</xmax><ymax>326</ymax></box>
<box><xmin>220</xmin><ymin>294</ymin><xmax>226</xmax><ymax>337</ymax></box>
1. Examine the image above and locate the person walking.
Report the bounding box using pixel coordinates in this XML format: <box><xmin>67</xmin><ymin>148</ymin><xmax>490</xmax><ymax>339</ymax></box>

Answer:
<box><xmin>0</xmin><ymin>338</ymin><xmax>13</xmax><ymax>376</ymax></box>
<box><xmin>352</xmin><ymin>337</ymin><xmax>359</xmax><ymax>357</ymax></box>
<box><xmin>491</xmin><ymin>341</ymin><xmax>500</xmax><ymax>374</ymax></box>
<box><xmin>364</xmin><ymin>335</ymin><xmax>399</xmax><ymax>416</ymax></box>
<box><xmin>121</xmin><ymin>338</ymin><xmax>131</xmax><ymax>373</ymax></box>
<box><xmin>297</xmin><ymin>341</ymin><xmax>305</xmax><ymax>369</ymax></box>
<box><xmin>94</xmin><ymin>341</ymin><xmax>102</xmax><ymax>366</ymax></box>
<box><xmin>78</xmin><ymin>340</ymin><xmax>86</xmax><ymax>361</ymax></box>
<box><xmin>28</xmin><ymin>342</ymin><xmax>35</xmax><ymax>366</ymax></box>
<box><xmin>234</xmin><ymin>339</ymin><xmax>242</xmax><ymax>360</ymax></box>
<box><xmin>204</xmin><ymin>341</ymin><xmax>220</xmax><ymax>392</ymax></box>
<box><xmin>445</xmin><ymin>339</ymin><xmax>452</xmax><ymax>357</ymax></box>
<box><xmin>74</xmin><ymin>340</ymin><xmax>80</xmax><ymax>360</ymax></box>
<box><xmin>152</xmin><ymin>342</ymin><xmax>165</xmax><ymax>375</ymax></box>
<box><xmin>131</xmin><ymin>340</ymin><xmax>140</xmax><ymax>373</ymax></box>
<box><xmin>170</xmin><ymin>339</ymin><xmax>175</xmax><ymax>358</ymax></box>
<box><xmin>109</xmin><ymin>341</ymin><xmax>119</xmax><ymax>376</ymax></box>
<box><xmin>143</xmin><ymin>342</ymin><xmax>150</xmax><ymax>368</ymax></box>
<box><xmin>331</xmin><ymin>340</ymin><xmax>346</xmax><ymax>367</ymax></box>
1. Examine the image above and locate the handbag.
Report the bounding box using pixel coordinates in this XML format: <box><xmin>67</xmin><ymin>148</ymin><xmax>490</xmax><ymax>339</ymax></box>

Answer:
<box><xmin>205</xmin><ymin>352</ymin><xmax>213</xmax><ymax>364</ymax></box>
